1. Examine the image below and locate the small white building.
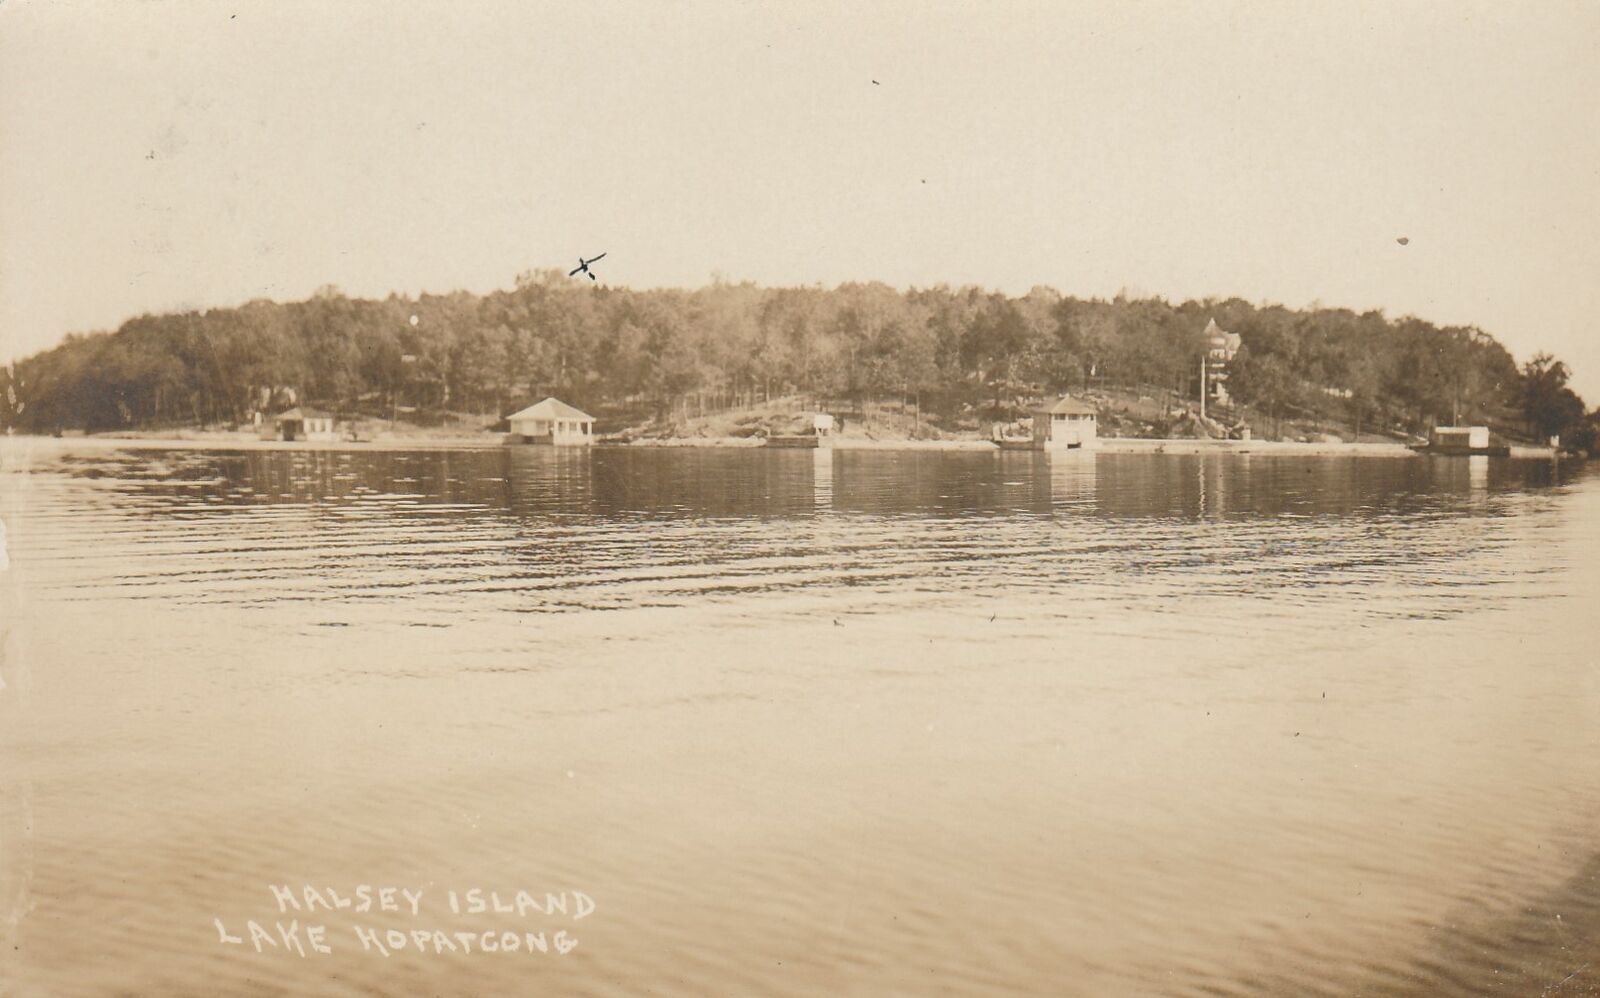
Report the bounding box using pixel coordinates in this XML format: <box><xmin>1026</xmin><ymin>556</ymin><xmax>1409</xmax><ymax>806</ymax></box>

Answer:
<box><xmin>506</xmin><ymin>397</ymin><xmax>595</xmax><ymax>445</ymax></box>
<box><xmin>1032</xmin><ymin>396</ymin><xmax>1100</xmax><ymax>450</ymax></box>
<box><xmin>1429</xmin><ymin>425</ymin><xmax>1490</xmax><ymax>450</ymax></box>
<box><xmin>260</xmin><ymin>407</ymin><xmax>339</xmax><ymax>442</ymax></box>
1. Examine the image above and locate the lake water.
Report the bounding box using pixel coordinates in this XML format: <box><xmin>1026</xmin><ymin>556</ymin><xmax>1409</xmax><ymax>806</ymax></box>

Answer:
<box><xmin>2</xmin><ymin>442</ymin><xmax>1597</xmax><ymax>997</ymax></box>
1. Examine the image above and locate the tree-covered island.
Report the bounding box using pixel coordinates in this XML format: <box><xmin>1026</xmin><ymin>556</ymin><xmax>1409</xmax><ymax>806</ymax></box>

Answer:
<box><xmin>4</xmin><ymin>272</ymin><xmax>1595</xmax><ymax>453</ymax></box>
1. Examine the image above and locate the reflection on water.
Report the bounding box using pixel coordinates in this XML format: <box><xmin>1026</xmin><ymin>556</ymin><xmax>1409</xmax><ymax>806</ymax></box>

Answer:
<box><xmin>1469</xmin><ymin>453</ymin><xmax>1491</xmax><ymax>496</ymax></box>
<box><xmin>19</xmin><ymin>444</ymin><xmax>1570</xmax><ymax>521</ymax></box>
<box><xmin>813</xmin><ymin>449</ymin><xmax>833</xmax><ymax>510</ymax></box>
<box><xmin>1</xmin><ymin>441</ymin><xmax>1597</xmax><ymax>997</ymax></box>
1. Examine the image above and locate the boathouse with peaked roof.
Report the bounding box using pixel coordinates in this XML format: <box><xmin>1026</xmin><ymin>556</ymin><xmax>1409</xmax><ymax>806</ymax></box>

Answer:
<box><xmin>1032</xmin><ymin>396</ymin><xmax>1100</xmax><ymax>450</ymax></box>
<box><xmin>505</xmin><ymin>398</ymin><xmax>595</xmax><ymax>445</ymax></box>
<box><xmin>260</xmin><ymin>407</ymin><xmax>339</xmax><ymax>442</ymax></box>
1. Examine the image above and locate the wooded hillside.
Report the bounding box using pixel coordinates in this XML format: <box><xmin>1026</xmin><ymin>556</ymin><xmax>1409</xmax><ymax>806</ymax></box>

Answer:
<box><xmin>4</xmin><ymin>271</ymin><xmax>1593</xmax><ymax>447</ymax></box>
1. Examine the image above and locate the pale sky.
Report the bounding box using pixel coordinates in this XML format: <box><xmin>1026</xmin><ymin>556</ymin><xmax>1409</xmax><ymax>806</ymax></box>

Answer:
<box><xmin>3</xmin><ymin>1</ymin><xmax>1598</xmax><ymax>399</ymax></box>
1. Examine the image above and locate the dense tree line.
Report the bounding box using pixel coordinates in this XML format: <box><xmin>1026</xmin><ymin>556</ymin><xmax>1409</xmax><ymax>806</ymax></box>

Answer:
<box><xmin>3</xmin><ymin>271</ymin><xmax>1593</xmax><ymax>447</ymax></box>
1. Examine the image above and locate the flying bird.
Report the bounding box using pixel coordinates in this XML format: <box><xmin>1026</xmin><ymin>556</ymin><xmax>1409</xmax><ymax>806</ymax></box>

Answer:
<box><xmin>569</xmin><ymin>253</ymin><xmax>607</xmax><ymax>280</ymax></box>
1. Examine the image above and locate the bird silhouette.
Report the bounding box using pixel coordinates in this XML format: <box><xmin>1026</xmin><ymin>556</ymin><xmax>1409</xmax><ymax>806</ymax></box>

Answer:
<box><xmin>568</xmin><ymin>253</ymin><xmax>607</xmax><ymax>280</ymax></box>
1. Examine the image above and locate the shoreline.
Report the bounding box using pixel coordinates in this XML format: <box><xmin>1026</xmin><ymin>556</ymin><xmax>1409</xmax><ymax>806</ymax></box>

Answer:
<box><xmin>1</xmin><ymin>433</ymin><xmax>1562</xmax><ymax>459</ymax></box>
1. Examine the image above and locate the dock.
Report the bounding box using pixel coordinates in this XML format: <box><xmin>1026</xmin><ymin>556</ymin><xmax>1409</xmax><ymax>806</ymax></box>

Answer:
<box><xmin>1409</xmin><ymin>443</ymin><xmax>1511</xmax><ymax>457</ymax></box>
<box><xmin>766</xmin><ymin>435</ymin><xmax>823</xmax><ymax>449</ymax></box>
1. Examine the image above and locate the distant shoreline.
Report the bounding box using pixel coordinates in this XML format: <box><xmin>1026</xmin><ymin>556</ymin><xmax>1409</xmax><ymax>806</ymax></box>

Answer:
<box><xmin>2</xmin><ymin>433</ymin><xmax>1560</xmax><ymax>459</ymax></box>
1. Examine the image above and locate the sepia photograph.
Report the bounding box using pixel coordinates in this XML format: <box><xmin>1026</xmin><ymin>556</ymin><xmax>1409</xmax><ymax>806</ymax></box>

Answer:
<box><xmin>2</xmin><ymin>2</ymin><xmax>1598</xmax><ymax>995</ymax></box>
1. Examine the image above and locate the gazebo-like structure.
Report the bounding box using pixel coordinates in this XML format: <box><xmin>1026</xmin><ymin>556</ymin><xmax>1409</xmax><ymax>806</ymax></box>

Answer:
<box><xmin>505</xmin><ymin>398</ymin><xmax>595</xmax><ymax>445</ymax></box>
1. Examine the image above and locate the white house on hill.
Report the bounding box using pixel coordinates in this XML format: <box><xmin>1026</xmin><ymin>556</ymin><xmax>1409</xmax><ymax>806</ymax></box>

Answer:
<box><xmin>1204</xmin><ymin>318</ymin><xmax>1243</xmax><ymax>406</ymax></box>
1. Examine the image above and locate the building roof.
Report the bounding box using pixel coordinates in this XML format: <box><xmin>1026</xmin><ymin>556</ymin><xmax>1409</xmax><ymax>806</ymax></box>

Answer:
<box><xmin>1205</xmin><ymin>318</ymin><xmax>1242</xmax><ymax>357</ymax></box>
<box><xmin>1035</xmin><ymin>396</ymin><xmax>1099</xmax><ymax>416</ymax></box>
<box><xmin>507</xmin><ymin>397</ymin><xmax>594</xmax><ymax>422</ymax></box>
<box><xmin>272</xmin><ymin>407</ymin><xmax>336</xmax><ymax>421</ymax></box>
